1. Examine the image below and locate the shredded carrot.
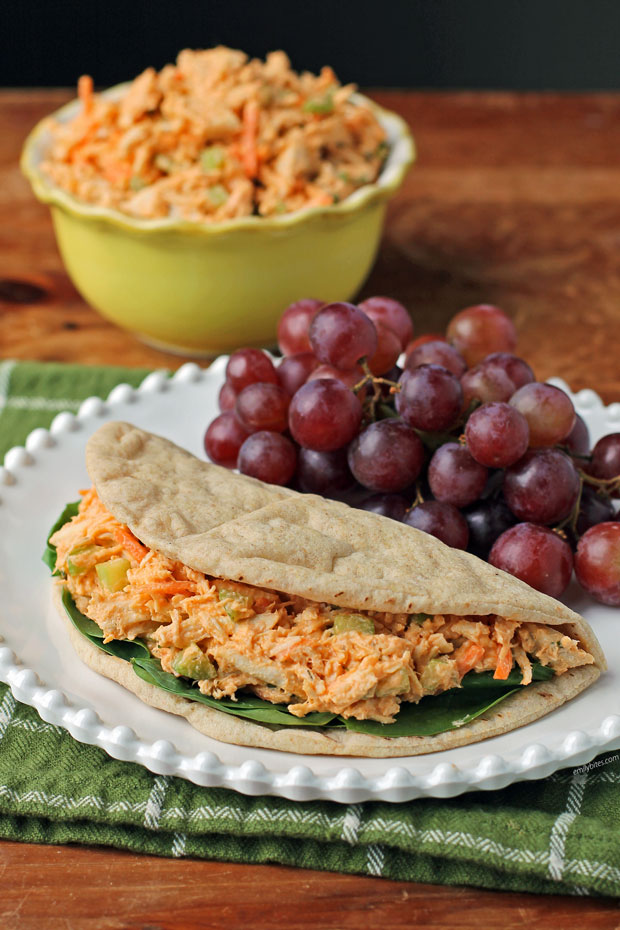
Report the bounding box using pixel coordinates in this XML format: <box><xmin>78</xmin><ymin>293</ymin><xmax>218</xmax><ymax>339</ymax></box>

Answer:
<box><xmin>102</xmin><ymin>162</ymin><xmax>133</xmax><ymax>185</ymax></box>
<box><xmin>77</xmin><ymin>74</ymin><xmax>94</xmax><ymax>116</ymax></box>
<box><xmin>241</xmin><ymin>100</ymin><xmax>260</xmax><ymax>179</ymax></box>
<box><xmin>455</xmin><ymin>642</ymin><xmax>486</xmax><ymax>677</ymax></box>
<box><xmin>138</xmin><ymin>582</ymin><xmax>195</xmax><ymax>597</ymax></box>
<box><xmin>493</xmin><ymin>648</ymin><xmax>514</xmax><ymax>680</ymax></box>
<box><xmin>114</xmin><ymin>527</ymin><xmax>149</xmax><ymax>563</ymax></box>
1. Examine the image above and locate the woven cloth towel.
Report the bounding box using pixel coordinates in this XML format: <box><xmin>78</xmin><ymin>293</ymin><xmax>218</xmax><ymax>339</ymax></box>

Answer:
<box><xmin>1</xmin><ymin>358</ymin><xmax>619</xmax><ymax>897</ymax></box>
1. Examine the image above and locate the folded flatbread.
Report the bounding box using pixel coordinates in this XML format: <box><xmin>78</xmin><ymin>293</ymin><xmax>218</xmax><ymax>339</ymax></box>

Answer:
<box><xmin>49</xmin><ymin>421</ymin><xmax>605</xmax><ymax>757</ymax></box>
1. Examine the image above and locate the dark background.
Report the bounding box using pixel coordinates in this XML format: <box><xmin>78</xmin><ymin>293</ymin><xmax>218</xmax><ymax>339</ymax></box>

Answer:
<box><xmin>2</xmin><ymin>0</ymin><xmax>619</xmax><ymax>89</ymax></box>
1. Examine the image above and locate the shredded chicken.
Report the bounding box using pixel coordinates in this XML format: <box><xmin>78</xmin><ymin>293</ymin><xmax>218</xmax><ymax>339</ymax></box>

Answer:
<box><xmin>41</xmin><ymin>47</ymin><xmax>388</xmax><ymax>222</ymax></box>
<box><xmin>50</xmin><ymin>489</ymin><xmax>595</xmax><ymax>723</ymax></box>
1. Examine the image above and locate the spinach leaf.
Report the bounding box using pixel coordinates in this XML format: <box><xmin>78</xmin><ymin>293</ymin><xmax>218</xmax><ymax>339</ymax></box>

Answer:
<box><xmin>342</xmin><ymin>666</ymin><xmax>553</xmax><ymax>738</ymax></box>
<box><xmin>131</xmin><ymin>656</ymin><xmax>337</xmax><ymax>727</ymax></box>
<box><xmin>342</xmin><ymin>687</ymin><xmax>521</xmax><ymax>738</ymax></box>
<box><xmin>61</xmin><ymin>587</ymin><xmax>150</xmax><ymax>661</ymax></box>
<box><xmin>461</xmin><ymin>663</ymin><xmax>554</xmax><ymax>688</ymax></box>
<box><xmin>42</xmin><ymin>501</ymin><xmax>80</xmax><ymax>574</ymax></box>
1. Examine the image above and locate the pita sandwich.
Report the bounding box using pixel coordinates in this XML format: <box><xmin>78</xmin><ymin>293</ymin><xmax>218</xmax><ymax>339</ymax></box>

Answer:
<box><xmin>47</xmin><ymin>421</ymin><xmax>605</xmax><ymax>757</ymax></box>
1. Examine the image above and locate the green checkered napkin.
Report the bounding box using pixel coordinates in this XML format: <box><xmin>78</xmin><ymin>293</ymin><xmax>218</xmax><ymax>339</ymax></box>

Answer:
<box><xmin>1</xmin><ymin>358</ymin><xmax>619</xmax><ymax>896</ymax></box>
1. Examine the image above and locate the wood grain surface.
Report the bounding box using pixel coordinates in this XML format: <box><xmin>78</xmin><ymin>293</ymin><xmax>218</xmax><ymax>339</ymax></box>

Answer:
<box><xmin>3</xmin><ymin>90</ymin><xmax>620</xmax><ymax>401</ymax></box>
<box><xmin>1</xmin><ymin>841</ymin><xmax>620</xmax><ymax>930</ymax></box>
<box><xmin>2</xmin><ymin>89</ymin><xmax>620</xmax><ymax>927</ymax></box>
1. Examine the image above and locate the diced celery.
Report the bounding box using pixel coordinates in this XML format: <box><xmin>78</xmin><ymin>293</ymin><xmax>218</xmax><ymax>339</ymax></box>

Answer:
<box><xmin>409</xmin><ymin>612</ymin><xmax>433</xmax><ymax>625</ymax></box>
<box><xmin>208</xmin><ymin>184</ymin><xmax>229</xmax><ymax>206</ymax></box>
<box><xmin>67</xmin><ymin>542</ymin><xmax>97</xmax><ymax>576</ymax></box>
<box><xmin>420</xmin><ymin>656</ymin><xmax>459</xmax><ymax>693</ymax></box>
<box><xmin>172</xmin><ymin>643</ymin><xmax>217</xmax><ymax>681</ymax></box>
<box><xmin>302</xmin><ymin>92</ymin><xmax>334</xmax><ymax>115</ymax></box>
<box><xmin>337</xmin><ymin>170</ymin><xmax>369</xmax><ymax>185</ymax></box>
<box><xmin>375</xmin><ymin>668</ymin><xmax>410</xmax><ymax>698</ymax></box>
<box><xmin>332</xmin><ymin>613</ymin><xmax>375</xmax><ymax>636</ymax></box>
<box><xmin>129</xmin><ymin>176</ymin><xmax>146</xmax><ymax>191</ymax></box>
<box><xmin>218</xmin><ymin>587</ymin><xmax>252</xmax><ymax>622</ymax></box>
<box><xmin>200</xmin><ymin>146</ymin><xmax>226</xmax><ymax>172</ymax></box>
<box><xmin>96</xmin><ymin>558</ymin><xmax>131</xmax><ymax>592</ymax></box>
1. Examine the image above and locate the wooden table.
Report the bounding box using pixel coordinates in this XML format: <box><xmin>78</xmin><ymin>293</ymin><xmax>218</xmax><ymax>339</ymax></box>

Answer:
<box><xmin>2</xmin><ymin>89</ymin><xmax>620</xmax><ymax>927</ymax></box>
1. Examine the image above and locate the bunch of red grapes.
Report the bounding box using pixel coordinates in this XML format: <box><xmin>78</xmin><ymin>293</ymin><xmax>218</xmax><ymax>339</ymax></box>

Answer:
<box><xmin>204</xmin><ymin>298</ymin><xmax>620</xmax><ymax>606</ymax></box>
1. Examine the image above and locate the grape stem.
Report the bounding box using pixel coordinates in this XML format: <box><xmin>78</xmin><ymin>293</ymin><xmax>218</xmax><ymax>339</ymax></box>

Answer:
<box><xmin>556</xmin><ymin>468</ymin><xmax>619</xmax><ymax>541</ymax></box>
<box><xmin>412</xmin><ymin>482</ymin><xmax>425</xmax><ymax>507</ymax></box>
<box><xmin>555</xmin><ymin>477</ymin><xmax>584</xmax><ymax>539</ymax></box>
<box><xmin>353</xmin><ymin>359</ymin><xmax>401</xmax><ymax>423</ymax></box>
<box><xmin>579</xmin><ymin>470</ymin><xmax>620</xmax><ymax>495</ymax></box>
<box><xmin>404</xmin><ymin>482</ymin><xmax>425</xmax><ymax>518</ymax></box>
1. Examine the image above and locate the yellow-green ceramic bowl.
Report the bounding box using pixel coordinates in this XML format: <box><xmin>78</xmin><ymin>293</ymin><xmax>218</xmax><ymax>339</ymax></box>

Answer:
<box><xmin>21</xmin><ymin>86</ymin><xmax>414</xmax><ymax>356</ymax></box>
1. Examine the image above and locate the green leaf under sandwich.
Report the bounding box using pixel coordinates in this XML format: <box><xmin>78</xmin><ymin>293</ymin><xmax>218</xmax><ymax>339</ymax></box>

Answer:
<box><xmin>43</xmin><ymin>501</ymin><xmax>80</xmax><ymax>574</ymax></box>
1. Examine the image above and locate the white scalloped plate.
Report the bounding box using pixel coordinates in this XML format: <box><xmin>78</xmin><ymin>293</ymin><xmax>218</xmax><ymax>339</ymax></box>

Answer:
<box><xmin>1</xmin><ymin>363</ymin><xmax>620</xmax><ymax>803</ymax></box>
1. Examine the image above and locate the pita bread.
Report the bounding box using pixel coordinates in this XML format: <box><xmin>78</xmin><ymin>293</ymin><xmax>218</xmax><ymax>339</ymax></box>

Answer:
<box><xmin>55</xmin><ymin>421</ymin><xmax>605</xmax><ymax>757</ymax></box>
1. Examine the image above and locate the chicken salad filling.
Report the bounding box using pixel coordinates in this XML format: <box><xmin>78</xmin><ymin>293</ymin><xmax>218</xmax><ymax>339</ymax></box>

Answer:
<box><xmin>50</xmin><ymin>489</ymin><xmax>594</xmax><ymax>724</ymax></box>
<box><xmin>40</xmin><ymin>47</ymin><xmax>388</xmax><ymax>222</ymax></box>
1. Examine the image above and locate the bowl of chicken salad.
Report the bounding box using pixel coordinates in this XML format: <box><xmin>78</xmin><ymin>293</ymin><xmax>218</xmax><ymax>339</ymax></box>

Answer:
<box><xmin>21</xmin><ymin>46</ymin><xmax>414</xmax><ymax>356</ymax></box>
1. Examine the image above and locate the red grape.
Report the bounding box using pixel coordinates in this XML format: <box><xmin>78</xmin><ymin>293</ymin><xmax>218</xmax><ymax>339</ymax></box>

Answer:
<box><xmin>396</xmin><ymin>365</ymin><xmax>463</xmax><ymax>432</ymax></box>
<box><xmin>503</xmin><ymin>449</ymin><xmax>580</xmax><ymax>524</ymax></box>
<box><xmin>347</xmin><ymin>420</ymin><xmax>425</xmax><ymax>492</ymax></box>
<box><xmin>307</xmin><ymin>364</ymin><xmax>364</xmax><ymax>393</ymax></box>
<box><xmin>226</xmin><ymin>348</ymin><xmax>278</xmax><ymax>393</ymax></box>
<box><xmin>405</xmin><ymin>340</ymin><xmax>467</xmax><ymax>378</ymax></box>
<box><xmin>564</xmin><ymin>413</ymin><xmax>590</xmax><ymax>457</ymax></box>
<box><xmin>447</xmin><ymin>304</ymin><xmax>517</xmax><ymax>367</ymax></box>
<box><xmin>427</xmin><ymin>442</ymin><xmax>488</xmax><ymax>508</ymax></box>
<box><xmin>237</xmin><ymin>431</ymin><xmax>297</xmax><ymax>486</ymax></box>
<box><xmin>482</xmin><ymin>353</ymin><xmax>534</xmax><ymax>390</ymax></box>
<box><xmin>589</xmin><ymin>433</ymin><xmax>620</xmax><ymax>493</ymax></box>
<box><xmin>404</xmin><ymin>333</ymin><xmax>447</xmax><ymax>362</ymax></box>
<box><xmin>235</xmin><ymin>382</ymin><xmax>290</xmax><ymax>433</ymax></box>
<box><xmin>288</xmin><ymin>378</ymin><xmax>363</xmax><ymax>451</ymax></box>
<box><xmin>576</xmin><ymin>486</ymin><xmax>616</xmax><ymax>536</ymax></box>
<box><xmin>403</xmin><ymin>501</ymin><xmax>469</xmax><ymax>549</ymax></box>
<box><xmin>277</xmin><ymin>352</ymin><xmax>319</xmax><ymax>396</ymax></box>
<box><xmin>367</xmin><ymin>321</ymin><xmax>402</xmax><ymax>375</ymax></box>
<box><xmin>575</xmin><ymin>522</ymin><xmax>620</xmax><ymax>605</ymax></box>
<box><xmin>309</xmin><ymin>302</ymin><xmax>377</xmax><ymax>369</ymax></box>
<box><xmin>509</xmin><ymin>383</ymin><xmax>576</xmax><ymax>448</ymax></box>
<box><xmin>297</xmin><ymin>447</ymin><xmax>352</xmax><ymax>494</ymax></box>
<box><xmin>461</xmin><ymin>364</ymin><xmax>516</xmax><ymax>407</ymax></box>
<box><xmin>465</xmin><ymin>402</ymin><xmax>530</xmax><ymax>468</ymax></box>
<box><xmin>464</xmin><ymin>498</ymin><xmax>516</xmax><ymax>559</ymax></box>
<box><xmin>218</xmin><ymin>381</ymin><xmax>237</xmax><ymax>412</ymax></box>
<box><xmin>277</xmin><ymin>299</ymin><xmax>324</xmax><ymax>355</ymax></box>
<box><xmin>360</xmin><ymin>493</ymin><xmax>409</xmax><ymax>521</ymax></box>
<box><xmin>358</xmin><ymin>296</ymin><xmax>413</xmax><ymax>350</ymax></box>
<box><xmin>204</xmin><ymin>413</ymin><xmax>249</xmax><ymax>468</ymax></box>
<box><xmin>489</xmin><ymin>524</ymin><xmax>573</xmax><ymax>598</ymax></box>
